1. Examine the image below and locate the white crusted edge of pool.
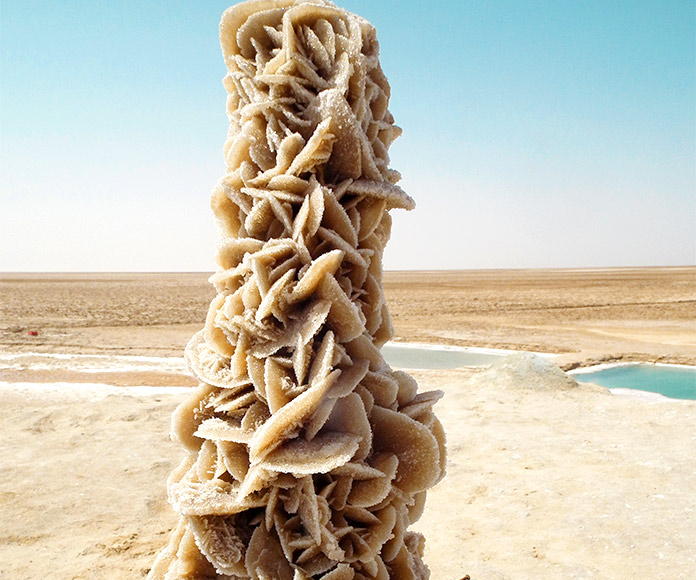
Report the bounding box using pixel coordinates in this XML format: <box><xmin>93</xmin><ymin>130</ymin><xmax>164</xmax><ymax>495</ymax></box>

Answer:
<box><xmin>569</xmin><ymin>362</ymin><xmax>696</xmax><ymax>403</ymax></box>
<box><xmin>568</xmin><ymin>361</ymin><xmax>696</xmax><ymax>373</ymax></box>
<box><xmin>0</xmin><ymin>381</ymin><xmax>193</xmax><ymax>401</ymax></box>
<box><xmin>3</xmin><ymin>349</ymin><xmax>693</xmax><ymax>403</ymax></box>
<box><xmin>0</xmin><ymin>351</ymin><xmax>187</xmax><ymax>373</ymax></box>
<box><xmin>383</xmin><ymin>341</ymin><xmax>556</xmax><ymax>358</ymax></box>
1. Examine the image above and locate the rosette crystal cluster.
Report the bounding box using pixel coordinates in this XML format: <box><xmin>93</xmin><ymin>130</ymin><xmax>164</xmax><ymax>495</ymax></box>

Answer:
<box><xmin>149</xmin><ymin>1</ymin><xmax>446</xmax><ymax>578</ymax></box>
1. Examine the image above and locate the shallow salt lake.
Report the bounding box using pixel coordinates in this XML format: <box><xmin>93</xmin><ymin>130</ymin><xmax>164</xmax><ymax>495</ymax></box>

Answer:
<box><xmin>3</xmin><ymin>347</ymin><xmax>695</xmax><ymax>401</ymax></box>
<box><xmin>381</xmin><ymin>345</ymin><xmax>696</xmax><ymax>402</ymax></box>
<box><xmin>570</xmin><ymin>364</ymin><xmax>696</xmax><ymax>401</ymax></box>
<box><xmin>380</xmin><ymin>343</ymin><xmax>509</xmax><ymax>369</ymax></box>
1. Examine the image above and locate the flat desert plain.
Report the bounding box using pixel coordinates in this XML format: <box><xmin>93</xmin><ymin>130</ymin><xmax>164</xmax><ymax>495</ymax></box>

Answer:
<box><xmin>1</xmin><ymin>267</ymin><xmax>694</xmax><ymax>367</ymax></box>
<box><xmin>1</xmin><ymin>267</ymin><xmax>695</xmax><ymax>579</ymax></box>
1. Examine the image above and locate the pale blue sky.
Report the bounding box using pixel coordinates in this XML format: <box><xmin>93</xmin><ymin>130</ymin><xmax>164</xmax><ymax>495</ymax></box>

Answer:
<box><xmin>1</xmin><ymin>0</ymin><xmax>694</xmax><ymax>271</ymax></box>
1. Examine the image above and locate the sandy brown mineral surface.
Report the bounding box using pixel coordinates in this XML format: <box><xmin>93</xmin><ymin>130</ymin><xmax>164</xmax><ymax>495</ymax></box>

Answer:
<box><xmin>1</xmin><ymin>267</ymin><xmax>695</xmax><ymax>579</ymax></box>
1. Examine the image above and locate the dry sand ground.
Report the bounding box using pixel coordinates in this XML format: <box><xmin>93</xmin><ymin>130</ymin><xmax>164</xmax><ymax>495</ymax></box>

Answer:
<box><xmin>1</xmin><ymin>268</ymin><xmax>695</xmax><ymax>579</ymax></box>
<box><xmin>2</xmin><ymin>267</ymin><xmax>695</xmax><ymax>367</ymax></box>
<box><xmin>383</xmin><ymin>267</ymin><xmax>696</xmax><ymax>368</ymax></box>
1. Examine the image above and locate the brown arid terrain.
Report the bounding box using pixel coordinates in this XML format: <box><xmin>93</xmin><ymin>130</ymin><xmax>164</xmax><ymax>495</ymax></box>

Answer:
<box><xmin>384</xmin><ymin>267</ymin><xmax>696</xmax><ymax>368</ymax></box>
<box><xmin>1</xmin><ymin>267</ymin><xmax>695</xmax><ymax>580</ymax></box>
<box><xmin>1</xmin><ymin>267</ymin><xmax>694</xmax><ymax>368</ymax></box>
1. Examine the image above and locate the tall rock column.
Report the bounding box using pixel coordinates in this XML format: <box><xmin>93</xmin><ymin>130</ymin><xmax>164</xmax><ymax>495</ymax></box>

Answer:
<box><xmin>148</xmin><ymin>1</ymin><xmax>446</xmax><ymax>578</ymax></box>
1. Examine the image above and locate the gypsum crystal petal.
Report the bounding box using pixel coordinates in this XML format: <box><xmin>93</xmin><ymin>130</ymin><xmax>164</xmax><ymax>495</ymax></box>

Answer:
<box><xmin>290</xmin><ymin>249</ymin><xmax>344</xmax><ymax>302</ymax></box>
<box><xmin>430</xmin><ymin>416</ymin><xmax>447</xmax><ymax>485</ymax></box>
<box><xmin>169</xmin><ymin>476</ymin><xmax>266</xmax><ymax>517</ymax></box>
<box><xmin>274</xmin><ymin>511</ymin><xmax>303</xmax><ymax>562</ymax></box>
<box><xmin>360</xmin><ymin>370</ymin><xmax>398</xmax><ymax>408</ymax></box>
<box><xmin>316</xmin><ymin>88</ymin><xmax>382</xmax><ymax>181</ymax></box>
<box><xmin>248</xmin><ymin>132</ymin><xmax>306</xmax><ymax>186</ymax></box>
<box><xmin>373</xmin><ymin>302</ymin><xmax>394</xmax><ymax>348</ymax></box>
<box><xmin>369</xmin><ymin>405</ymin><xmax>441</xmax><ymax>495</ymax></box>
<box><xmin>326</xmin><ymin>358</ymin><xmax>369</xmax><ymax>399</ymax></box>
<box><xmin>317</xmin><ymin>226</ymin><xmax>366</xmax><ymax>268</ymax></box>
<box><xmin>343</xmin><ymin>334</ymin><xmax>383</xmax><ymax>372</ymax></box>
<box><xmin>381</xmin><ymin>504</ymin><xmax>407</xmax><ymax>563</ymax></box>
<box><xmin>216</xmin><ymin>237</ymin><xmax>266</xmax><ymax>270</ymax></box>
<box><xmin>329</xmin><ymin>460</ymin><xmax>385</xmax><ymax>480</ymax></box>
<box><xmin>167</xmin><ymin>525</ymin><xmax>219</xmax><ymax>578</ymax></box>
<box><xmin>318</xmin><ymin>275</ymin><xmax>366</xmax><ymax>342</ymax></box>
<box><xmin>270</xmin><ymin>252</ymin><xmax>302</xmax><ymax>285</ymax></box>
<box><xmin>170</xmin><ymin>382</ymin><xmax>217</xmax><ymax>452</ymax></box>
<box><xmin>269</xmin><ymin>173</ymin><xmax>312</xmax><ymax>193</ymax></box>
<box><xmin>212</xmin><ymin>184</ymin><xmax>245</xmax><ymax>238</ymax></box>
<box><xmin>385</xmin><ymin>534</ymin><xmax>429</xmax><ymax>580</ymax></box>
<box><xmin>147</xmin><ymin>520</ymin><xmax>188</xmax><ymax>579</ymax></box>
<box><xmin>196</xmin><ymin>417</ymin><xmax>254</xmax><ymax>444</ymax></box>
<box><xmin>185</xmin><ymin>331</ymin><xmax>253</xmax><ymax>390</ymax></box>
<box><xmin>245</xmin><ymin>523</ymin><xmax>295</xmax><ymax>580</ymax></box>
<box><xmin>353</xmin><ymin>384</ymin><xmax>374</xmax><ymax>416</ymax></box>
<box><xmin>286</xmin><ymin>117</ymin><xmax>336</xmax><ymax>176</ymax></box>
<box><xmin>217</xmin><ymin>440</ymin><xmax>251</xmax><ymax>482</ymax></box>
<box><xmin>346</xmin><ymin>453</ymin><xmax>399</xmax><ymax>508</ymax></box>
<box><xmin>204</xmin><ymin>293</ymin><xmax>237</xmax><ymax>358</ymax></box>
<box><xmin>255</xmin><ymin>267</ymin><xmax>296</xmax><ymax>322</ymax></box>
<box><xmin>361</xmin><ymin>555</ymin><xmax>391</xmax><ymax>580</ymax></box>
<box><xmin>302</xmin><ymin>23</ymin><xmax>332</xmax><ymax>73</ymax></box>
<box><xmin>243</xmin><ymin>186</ymin><xmax>306</xmax><ymax>205</ymax></box>
<box><xmin>407</xmin><ymin>491</ymin><xmax>428</xmax><ymax>526</ymax></box>
<box><xmin>245</xmin><ymin>197</ymin><xmax>275</xmax><ymax>237</ymax></box>
<box><xmin>230</xmin><ymin>330</ymin><xmax>251</xmax><ymax>377</ymax></box>
<box><xmin>242</xmin><ymin>399</ymin><xmax>272</xmax><ymax>431</ymax></box>
<box><xmin>322</xmin><ymin>392</ymin><xmax>371</xmax><ymax>461</ymax></box>
<box><xmin>235</xmin><ymin>7</ymin><xmax>285</xmax><ymax>60</ymax></box>
<box><xmin>344</xmin><ymin>179</ymin><xmax>414</xmax><ymax>211</ymax></box>
<box><xmin>354</xmin><ymin>197</ymin><xmax>386</xmax><ymax>242</ymax></box>
<box><xmin>297</xmin><ymin>475</ymin><xmax>322</xmax><ymax>545</ymax></box>
<box><xmin>307</xmin><ymin>329</ymin><xmax>336</xmax><ymax>386</ymax></box>
<box><xmin>261</xmin><ymin>431</ymin><xmax>360</xmax><ymax>475</ymax></box>
<box><xmin>304</xmin><ymin>397</ymin><xmax>336</xmax><ymax>441</ymax></box>
<box><xmin>264</xmin><ymin>356</ymin><xmax>293</xmax><ymax>413</ymax></box>
<box><xmin>188</xmin><ymin>515</ymin><xmax>248</xmax><ymax>576</ymax></box>
<box><xmin>292</xmin><ymin>333</ymin><xmax>312</xmax><ymax>386</ymax></box>
<box><xmin>248</xmin><ymin>368</ymin><xmax>340</xmax><ymax>461</ymax></box>
<box><xmin>238</xmin><ymin>463</ymin><xmax>276</xmax><ymax>500</ymax></box>
<box><xmin>249</xmin><ymin>298</ymin><xmax>332</xmax><ymax>358</ymax></box>
<box><xmin>321</xmin><ymin>564</ymin><xmax>355</xmax><ymax>580</ymax></box>
<box><xmin>393</xmin><ymin>370</ymin><xmax>418</xmax><ymax>406</ymax></box>
<box><xmin>344</xmin><ymin>505</ymin><xmax>396</xmax><ymax>565</ymax></box>
<box><xmin>399</xmin><ymin>389</ymin><xmax>445</xmax><ymax>421</ymax></box>
<box><xmin>211</xmin><ymin>388</ymin><xmax>257</xmax><ymax>415</ymax></box>
<box><xmin>340</xmin><ymin>505</ymin><xmax>381</xmax><ymax>527</ymax></box>
<box><xmin>322</xmin><ymin>187</ymin><xmax>359</xmax><ymax>247</ymax></box>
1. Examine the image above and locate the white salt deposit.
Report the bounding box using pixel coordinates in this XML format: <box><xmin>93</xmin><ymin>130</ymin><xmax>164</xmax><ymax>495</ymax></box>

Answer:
<box><xmin>385</xmin><ymin>341</ymin><xmax>555</xmax><ymax>357</ymax></box>
<box><xmin>471</xmin><ymin>352</ymin><xmax>579</xmax><ymax>392</ymax></box>
<box><xmin>0</xmin><ymin>352</ymin><xmax>187</xmax><ymax>374</ymax></box>
<box><xmin>0</xmin><ymin>382</ymin><xmax>192</xmax><ymax>402</ymax></box>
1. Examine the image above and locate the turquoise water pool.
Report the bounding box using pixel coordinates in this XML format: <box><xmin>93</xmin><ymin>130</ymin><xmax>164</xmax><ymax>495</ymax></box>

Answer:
<box><xmin>381</xmin><ymin>344</ymin><xmax>506</xmax><ymax>369</ymax></box>
<box><xmin>572</xmin><ymin>364</ymin><xmax>696</xmax><ymax>401</ymax></box>
<box><xmin>381</xmin><ymin>344</ymin><xmax>696</xmax><ymax>401</ymax></box>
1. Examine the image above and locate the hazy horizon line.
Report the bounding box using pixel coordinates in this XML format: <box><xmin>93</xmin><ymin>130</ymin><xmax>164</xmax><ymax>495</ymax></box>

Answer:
<box><xmin>2</xmin><ymin>264</ymin><xmax>694</xmax><ymax>277</ymax></box>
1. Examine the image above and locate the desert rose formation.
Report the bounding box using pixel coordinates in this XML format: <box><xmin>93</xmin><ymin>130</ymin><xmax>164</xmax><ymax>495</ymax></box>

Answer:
<box><xmin>148</xmin><ymin>1</ymin><xmax>446</xmax><ymax>578</ymax></box>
